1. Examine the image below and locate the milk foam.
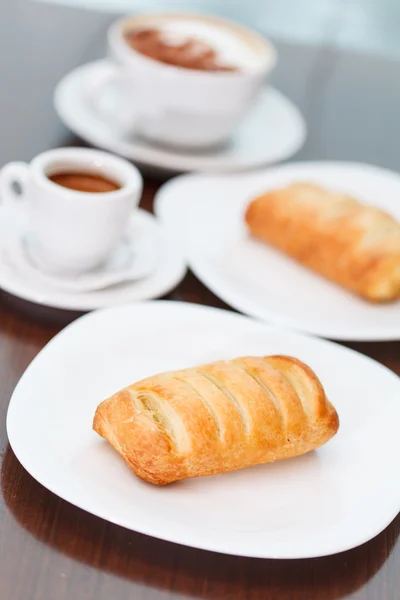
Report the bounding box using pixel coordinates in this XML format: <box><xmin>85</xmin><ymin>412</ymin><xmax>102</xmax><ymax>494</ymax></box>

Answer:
<box><xmin>154</xmin><ymin>19</ymin><xmax>265</xmax><ymax>72</ymax></box>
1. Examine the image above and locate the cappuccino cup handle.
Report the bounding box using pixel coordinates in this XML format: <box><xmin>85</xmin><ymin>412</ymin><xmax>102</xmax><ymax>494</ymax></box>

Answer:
<box><xmin>0</xmin><ymin>162</ymin><xmax>30</xmax><ymax>215</ymax></box>
<box><xmin>86</xmin><ymin>66</ymin><xmax>138</xmax><ymax>134</ymax></box>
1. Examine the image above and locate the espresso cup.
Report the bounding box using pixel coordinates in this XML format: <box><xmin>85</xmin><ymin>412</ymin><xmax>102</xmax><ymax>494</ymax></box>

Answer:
<box><xmin>89</xmin><ymin>13</ymin><xmax>277</xmax><ymax>149</ymax></box>
<box><xmin>0</xmin><ymin>148</ymin><xmax>143</xmax><ymax>275</ymax></box>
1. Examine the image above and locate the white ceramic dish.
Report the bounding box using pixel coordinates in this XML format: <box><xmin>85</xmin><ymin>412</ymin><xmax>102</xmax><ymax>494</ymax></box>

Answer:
<box><xmin>0</xmin><ymin>208</ymin><xmax>186</xmax><ymax>310</ymax></box>
<box><xmin>7</xmin><ymin>301</ymin><xmax>400</xmax><ymax>559</ymax></box>
<box><xmin>54</xmin><ymin>60</ymin><xmax>306</xmax><ymax>176</ymax></box>
<box><xmin>155</xmin><ymin>162</ymin><xmax>400</xmax><ymax>341</ymax></box>
<box><xmin>5</xmin><ymin>210</ymin><xmax>159</xmax><ymax>293</ymax></box>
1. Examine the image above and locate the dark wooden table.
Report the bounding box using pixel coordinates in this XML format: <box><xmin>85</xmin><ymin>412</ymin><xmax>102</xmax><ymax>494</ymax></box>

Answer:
<box><xmin>1</xmin><ymin>2</ymin><xmax>399</xmax><ymax>599</ymax></box>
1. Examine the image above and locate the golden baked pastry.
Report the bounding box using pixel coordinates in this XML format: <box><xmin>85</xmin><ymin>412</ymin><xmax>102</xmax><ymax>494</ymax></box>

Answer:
<box><xmin>93</xmin><ymin>355</ymin><xmax>339</xmax><ymax>485</ymax></box>
<box><xmin>245</xmin><ymin>182</ymin><xmax>400</xmax><ymax>302</ymax></box>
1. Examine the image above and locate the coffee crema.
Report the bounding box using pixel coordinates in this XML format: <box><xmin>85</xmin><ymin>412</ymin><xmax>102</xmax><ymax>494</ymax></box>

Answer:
<box><xmin>125</xmin><ymin>28</ymin><xmax>239</xmax><ymax>72</ymax></box>
<box><xmin>48</xmin><ymin>172</ymin><xmax>121</xmax><ymax>194</ymax></box>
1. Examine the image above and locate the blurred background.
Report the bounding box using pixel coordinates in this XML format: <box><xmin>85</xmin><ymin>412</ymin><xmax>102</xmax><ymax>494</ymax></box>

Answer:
<box><xmin>2</xmin><ymin>0</ymin><xmax>399</xmax><ymax>169</ymax></box>
<box><xmin>34</xmin><ymin>0</ymin><xmax>400</xmax><ymax>58</ymax></box>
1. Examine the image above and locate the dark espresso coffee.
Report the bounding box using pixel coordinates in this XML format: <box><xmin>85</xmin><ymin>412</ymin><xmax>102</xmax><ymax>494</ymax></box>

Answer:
<box><xmin>48</xmin><ymin>171</ymin><xmax>121</xmax><ymax>193</ymax></box>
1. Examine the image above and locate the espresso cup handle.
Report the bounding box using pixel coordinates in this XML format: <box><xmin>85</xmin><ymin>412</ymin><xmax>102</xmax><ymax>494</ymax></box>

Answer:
<box><xmin>87</xmin><ymin>67</ymin><xmax>138</xmax><ymax>134</ymax></box>
<box><xmin>0</xmin><ymin>162</ymin><xmax>30</xmax><ymax>212</ymax></box>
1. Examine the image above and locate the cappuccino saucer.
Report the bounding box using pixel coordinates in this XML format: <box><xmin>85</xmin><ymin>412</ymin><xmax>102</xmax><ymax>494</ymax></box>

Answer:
<box><xmin>0</xmin><ymin>208</ymin><xmax>187</xmax><ymax>311</ymax></box>
<box><xmin>54</xmin><ymin>60</ymin><xmax>306</xmax><ymax>177</ymax></box>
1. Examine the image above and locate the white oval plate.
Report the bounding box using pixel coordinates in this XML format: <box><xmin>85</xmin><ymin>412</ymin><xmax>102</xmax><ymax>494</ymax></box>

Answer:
<box><xmin>54</xmin><ymin>60</ymin><xmax>306</xmax><ymax>176</ymax></box>
<box><xmin>155</xmin><ymin>162</ymin><xmax>400</xmax><ymax>341</ymax></box>
<box><xmin>0</xmin><ymin>209</ymin><xmax>187</xmax><ymax>311</ymax></box>
<box><xmin>7</xmin><ymin>301</ymin><xmax>400</xmax><ymax>559</ymax></box>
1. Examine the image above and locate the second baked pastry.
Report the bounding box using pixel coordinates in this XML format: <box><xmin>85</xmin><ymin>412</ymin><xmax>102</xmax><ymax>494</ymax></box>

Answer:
<box><xmin>245</xmin><ymin>182</ymin><xmax>400</xmax><ymax>302</ymax></box>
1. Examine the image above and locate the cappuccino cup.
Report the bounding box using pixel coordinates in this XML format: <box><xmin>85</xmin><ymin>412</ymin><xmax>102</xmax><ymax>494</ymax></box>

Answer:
<box><xmin>89</xmin><ymin>13</ymin><xmax>277</xmax><ymax>149</ymax></box>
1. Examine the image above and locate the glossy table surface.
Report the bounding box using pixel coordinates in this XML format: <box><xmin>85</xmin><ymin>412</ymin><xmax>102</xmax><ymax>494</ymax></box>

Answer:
<box><xmin>0</xmin><ymin>2</ymin><xmax>399</xmax><ymax>599</ymax></box>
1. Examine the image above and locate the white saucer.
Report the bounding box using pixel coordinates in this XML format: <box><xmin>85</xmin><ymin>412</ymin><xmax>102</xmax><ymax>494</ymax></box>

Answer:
<box><xmin>155</xmin><ymin>162</ymin><xmax>400</xmax><ymax>341</ymax></box>
<box><xmin>7</xmin><ymin>211</ymin><xmax>159</xmax><ymax>293</ymax></box>
<box><xmin>0</xmin><ymin>208</ymin><xmax>187</xmax><ymax>311</ymax></box>
<box><xmin>7</xmin><ymin>301</ymin><xmax>400</xmax><ymax>558</ymax></box>
<box><xmin>54</xmin><ymin>60</ymin><xmax>306</xmax><ymax>176</ymax></box>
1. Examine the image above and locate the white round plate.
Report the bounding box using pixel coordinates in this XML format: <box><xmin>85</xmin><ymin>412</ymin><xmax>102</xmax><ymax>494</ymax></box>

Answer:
<box><xmin>54</xmin><ymin>60</ymin><xmax>306</xmax><ymax>176</ymax></box>
<box><xmin>6</xmin><ymin>301</ymin><xmax>400</xmax><ymax>559</ymax></box>
<box><xmin>155</xmin><ymin>162</ymin><xmax>400</xmax><ymax>341</ymax></box>
<box><xmin>5</xmin><ymin>210</ymin><xmax>160</xmax><ymax>293</ymax></box>
<box><xmin>0</xmin><ymin>208</ymin><xmax>186</xmax><ymax>311</ymax></box>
